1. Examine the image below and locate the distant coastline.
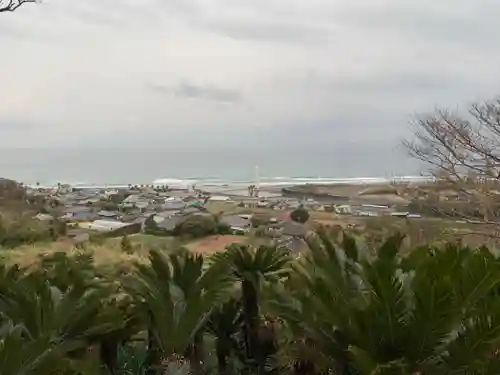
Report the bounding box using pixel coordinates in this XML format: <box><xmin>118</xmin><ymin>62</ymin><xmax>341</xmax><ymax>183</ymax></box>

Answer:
<box><xmin>25</xmin><ymin>175</ymin><xmax>433</xmax><ymax>190</ymax></box>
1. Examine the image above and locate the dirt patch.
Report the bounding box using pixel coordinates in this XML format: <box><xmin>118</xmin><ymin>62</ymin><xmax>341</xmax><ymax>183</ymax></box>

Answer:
<box><xmin>186</xmin><ymin>235</ymin><xmax>247</xmax><ymax>255</ymax></box>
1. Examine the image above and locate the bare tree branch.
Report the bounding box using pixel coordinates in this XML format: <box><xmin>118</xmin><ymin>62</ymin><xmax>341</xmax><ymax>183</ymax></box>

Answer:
<box><xmin>403</xmin><ymin>97</ymin><xmax>500</xmax><ymax>225</ymax></box>
<box><xmin>0</xmin><ymin>0</ymin><xmax>38</xmax><ymax>13</ymax></box>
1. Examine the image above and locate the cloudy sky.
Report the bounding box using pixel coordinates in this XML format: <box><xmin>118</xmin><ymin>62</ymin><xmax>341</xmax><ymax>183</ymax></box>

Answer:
<box><xmin>1</xmin><ymin>0</ymin><xmax>500</xmax><ymax>151</ymax></box>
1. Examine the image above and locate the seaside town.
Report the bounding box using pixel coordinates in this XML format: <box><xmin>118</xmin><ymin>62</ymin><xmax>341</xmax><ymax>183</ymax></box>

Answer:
<box><xmin>22</xmin><ymin>177</ymin><xmax>430</xmax><ymax>249</ymax></box>
<box><xmin>5</xmin><ymin>1</ymin><xmax>500</xmax><ymax>374</ymax></box>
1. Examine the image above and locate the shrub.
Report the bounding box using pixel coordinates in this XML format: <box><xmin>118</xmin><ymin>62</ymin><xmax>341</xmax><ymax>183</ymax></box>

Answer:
<box><xmin>0</xmin><ymin>214</ymin><xmax>52</xmax><ymax>248</ymax></box>
<box><xmin>144</xmin><ymin>215</ymin><xmax>157</xmax><ymax>233</ymax></box>
<box><xmin>254</xmin><ymin>227</ymin><xmax>268</xmax><ymax>237</ymax></box>
<box><xmin>290</xmin><ymin>207</ymin><xmax>310</xmax><ymax>223</ymax></box>
<box><xmin>120</xmin><ymin>235</ymin><xmax>133</xmax><ymax>254</ymax></box>
<box><xmin>174</xmin><ymin>214</ymin><xmax>216</xmax><ymax>238</ymax></box>
<box><xmin>216</xmin><ymin>222</ymin><xmax>232</xmax><ymax>235</ymax></box>
<box><xmin>101</xmin><ymin>202</ymin><xmax>119</xmax><ymax>211</ymax></box>
<box><xmin>251</xmin><ymin>215</ymin><xmax>270</xmax><ymax>227</ymax></box>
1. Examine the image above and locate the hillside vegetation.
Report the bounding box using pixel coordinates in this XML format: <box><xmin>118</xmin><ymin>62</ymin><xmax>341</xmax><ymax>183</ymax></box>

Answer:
<box><xmin>1</xmin><ymin>228</ymin><xmax>500</xmax><ymax>375</ymax></box>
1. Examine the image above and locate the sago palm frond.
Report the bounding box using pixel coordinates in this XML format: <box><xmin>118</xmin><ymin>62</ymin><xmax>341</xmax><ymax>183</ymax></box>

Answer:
<box><xmin>1</xmin><ymin>273</ymin><xmax>123</xmax><ymax>342</ymax></box>
<box><xmin>125</xmin><ymin>249</ymin><xmax>233</xmax><ymax>357</ymax></box>
<box><xmin>0</xmin><ymin>324</ymin><xmax>68</xmax><ymax>375</ymax></box>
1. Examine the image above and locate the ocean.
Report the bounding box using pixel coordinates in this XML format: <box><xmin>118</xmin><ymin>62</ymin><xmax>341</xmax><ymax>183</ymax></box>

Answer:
<box><xmin>0</xmin><ymin>145</ymin><xmax>424</xmax><ymax>188</ymax></box>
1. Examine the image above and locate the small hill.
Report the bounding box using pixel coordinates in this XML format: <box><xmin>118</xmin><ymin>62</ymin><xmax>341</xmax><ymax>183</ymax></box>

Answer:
<box><xmin>358</xmin><ymin>184</ymin><xmax>398</xmax><ymax>196</ymax></box>
<box><xmin>356</xmin><ymin>194</ymin><xmax>409</xmax><ymax>205</ymax></box>
<box><xmin>0</xmin><ymin>178</ymin><xmax>26</xmax><ymax>206</ymax></box>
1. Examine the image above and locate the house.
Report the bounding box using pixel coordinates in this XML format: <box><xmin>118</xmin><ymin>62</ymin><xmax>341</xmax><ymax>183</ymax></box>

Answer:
<box><xmin>355</xmin><ymin>211</ymin><xmax>379</xmax><ymax>217</ymax></box>
<box><xmin>287</xmin><ymin>201</ymin><xmax>301</xmax><ymax>209</ymax></box>
<box><xmin>220</xmin><ymin>215</ymin><xmax>252</xmax><ymax>232</ymax></box>
<box><xmin>35</xmin><ymin>213</ymin><xmax>53</xmax><ymax>222</ymax></box>
<box><xmin>156</xmin><ymin>216</ymin><xmax>182</xmax><ymax>232</ymax></box>
<box><xmin>162</xmin><ymin>200</ymin><xmax>186</xmax><ymax>211</ymax></box>
<box><xmin>166</xmin><ymin>191</ymin><xmax>195</xmax><ymax>200</ymax></box>
<box><xmin>63</xmin><ymin>205</ymin><xmax>91</xmax><ymax>215</ymax></box>
<box><xmin>104</xmin><ymin>188</ymin><xmax>119</xmax><ymax>196</ymax></box>
<box><xmin>97</xmin><ymin>210</ymin><xmax>120</xmax><ymax>219</ymax></box>
<box><xmin>208</xmin><ymin>195</ymin><xmax>231</xmax><ymax>202</ymax></box>
<box><xmin>182</xmin><ymin>206</ymin><xmax>201</xmax><ymax>216</ymax></box>
<box><xmin>122</xmin><ymin>195</ymin><xmax>151</xmax><ymax>209</ymax></box>
<box><xmin>84</xmin><ymin>220</ymin><xmax>140</xmax><ymax>235</ymax></box>
<box><xmin>155</xmin><ymin>210</ymin><xmax>182</xmax><ymax>219</ymax></box>
<box><xmin>257</xmin><ymin>200</ymin><xmax>269</xmax><ymax>208</ymax></box>
<box><xmin>69</xmin><ymin>211</ymin><xmax>98</xmax><ymax>222</ymax></box>
<box><xmin>335</xmin><ymin>205</ymin><xmax>352</xmax><ymax>214</ymax></box>
<box><xmin>240</xmin><ymin>199</ymin><xmax>259</xmax><ymax>208</ymax></box>
<box><xmin>407</xmin><ymin>213</ymin><xmax>422</xmax><ymax>219</ymax></box>
<box><xmin>390</xmin><ymin>212</ymin><xmax>409</xmax><ymax>218</ymax></box>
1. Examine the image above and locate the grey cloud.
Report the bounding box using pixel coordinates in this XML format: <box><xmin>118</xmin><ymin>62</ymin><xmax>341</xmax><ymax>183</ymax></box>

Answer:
<box><xmin>0</xmin><ymin>23</ymin><xmax>34</xmax><ymax>40</ymax></box>
<box><xmin>54</xmin><ymin>0</ymin><xmax>164</xmax><ymax>28</ymax></box>
<box><xmin>297</xmin><ymin>70</ymin><xmax>466</xmax><ymax>93</ymax></box>
<box><xmin>148</xmin><ymin>82</ymin><xmax>242</xmax><ymax>104</ymax></box>
<box><xmin>147</xmin><ymin>0</ymin><xmax>334</xmax><ymax>44</ymax></box>
<box><xmin>200</xmin><ymin>17</ymin><xmax>333</xmax><ymax>44</ymax></box>
<box><xmin>336</xmin><ymin>2</ymin><xmax>500</xmax><ymax>51</ymax></box>
<box><xmin>2</xmin><ymin>0</ymin><xmax>500</xmax><ymax>159</ymax></box>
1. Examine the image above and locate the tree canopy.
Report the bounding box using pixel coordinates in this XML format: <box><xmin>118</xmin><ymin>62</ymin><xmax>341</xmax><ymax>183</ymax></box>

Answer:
<box><xmin>404</xmin><ymin>97</ymin><xmax>500</xmax><ymax>223</ymax></box>
<box><xmin>290</xmin><ymin>207</ymin><xmax>310</xmax><ymax>223</ymax></box>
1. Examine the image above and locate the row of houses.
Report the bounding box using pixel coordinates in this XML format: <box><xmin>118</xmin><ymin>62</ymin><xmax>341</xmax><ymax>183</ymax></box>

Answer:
<box><xmin>32</xmin><ymin>187</ymin><xmax>211</xmax><ymax>241</ymax></box>
<box><xmin>334</xmin><ymin>203</ymin><xmax>422</xmax><ymax>219</ymax></box>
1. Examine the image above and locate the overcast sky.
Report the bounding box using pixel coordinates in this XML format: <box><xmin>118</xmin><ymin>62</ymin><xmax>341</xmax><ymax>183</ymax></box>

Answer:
<box><xmin>1</xmin><ymin>0</ymin><xmax>500</xmax><ymax>150</ymax></box>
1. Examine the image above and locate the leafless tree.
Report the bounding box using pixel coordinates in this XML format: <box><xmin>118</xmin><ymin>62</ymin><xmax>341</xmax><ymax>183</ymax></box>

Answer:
<box><xmin>403</xmin><ymin>97</ymin><xmax>500</xmax><ymax>227</ymax></box>
<box><xmin>0</xmin><ymin>0</ymin><xmax>38</xmax><ymax>12</ymax></box>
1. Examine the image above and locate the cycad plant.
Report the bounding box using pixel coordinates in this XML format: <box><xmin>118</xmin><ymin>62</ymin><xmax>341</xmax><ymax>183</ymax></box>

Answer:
<box><xmin>224</xmin><ymin>244</ymin><xmax>292</xmax><ymax>373</ymax></box>
<box><xmin>205</xmin><ymin>298</ymin><xmax>244</xmax><ymax>375</ymax></box>
<box><xmin>0</xmin><ymin>264</ymin><xmax>126</xmax><ymax>375</ymax></box>
<box><xmin>271</xmin><ymin>229</ymin><xmax>500</xmax><ymax>375</ymax></box>
<box><xmin>124</xmin><ymin>249</ymin><xmax>234</xmax><ymax>375</ymax></box>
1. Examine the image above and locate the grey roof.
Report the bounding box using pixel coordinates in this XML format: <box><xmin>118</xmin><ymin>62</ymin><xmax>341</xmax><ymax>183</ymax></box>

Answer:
<box><xmin>167</xmin><ymin>191</ymin><xmax>194</xmax><ymax>199</ymax></box>
<box><xmin>156</xmin><ymin>216</ymin><xmax>182</xmax><ymax>231</ymax></box>
<box><xmin>63</xmin><ymin>205</ymin><xmax>91</xmax><ymax>214</ymax></box>
<box><xmin>123</xmin><ymin>194</ymin><xmax>149</xmax><ymax>203</ymax></box>
<box><xmin>71</xmin><ymin>212</ymin><xmax>98</xmax><ymax>222</ymax></box>
<box><xmin>220</xmin><ymin>215</ymin><xmax>251</xmax><ymax>228</ymax></box>
<box><xmin>97</xmin><ymin>210</ymin><xmax>120</xmax><ymax>217</ymax></box>
<box><xmin>157</xmin><ymin>210</ymin><xmax>181</xmax><ymax>218</ymax></box>
<box><xmin>182</xmin><ymin>207</ymin><xmax>201</xmax><ymax>215</ymax></box>
<box><xmin>241</xmin><ymin>199</ymin><xmax>259</xmax><ymax>204</ymax></box>
<box><xmin>163</xmin><ymin>201</ymin><xmax>186</xmax><ymax>211</ymax></box>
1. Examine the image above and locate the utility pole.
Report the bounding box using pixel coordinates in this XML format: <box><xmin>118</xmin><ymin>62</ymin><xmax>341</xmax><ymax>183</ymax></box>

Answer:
<box><xmin>255</xmin><ymin>165</ymin><xmax>260</xmax><ymax>198</ymax></box>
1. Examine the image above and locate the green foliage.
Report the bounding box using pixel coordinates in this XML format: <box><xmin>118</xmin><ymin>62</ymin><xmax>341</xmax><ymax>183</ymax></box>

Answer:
<box><xmin>290</xmin><ymin>207</ymin><xmax>309</xmax><ymax>223</ymax></box>
<box><xmin>3</xmin><ymin>229</ymin><xmax>500</xmax><ymax>374</ymax></box>
<box><xmin>0</xmin><ymin>265</ymin><xmax>126</xmax><ymax>375</ymax></box>
<box><xmin>254</xmin><ymin>227</ymin><xmax>268</xmax><ymax>237</ymax></box>
<box><xmin>0</xmin><ymin>214</ymin><xmax>53</xmax><ymax>248</ymax></box>
<box><xmin>174</xmin><ymin>214</ymin><xmax>217</xmax><ymax>238</ymax></box>
<box><xmin>269</xmin><ymin>230</ymin><xmax>500</xmax><ymax>375</ymax></box>
<box><xmin>121</xmin><ymin>235</ymin><xmax>133</xmax><ymax>254</ymax></box>
<box><xmin>124</xmin><ymin>250</ymin><xmax>234</xmax><ymax>358</ymax></box>
<box><xmin>102</xmin><ymin>202</ymin><xmax>120</xmax><ymax>211</ymax></box>
<box><xmin>216</xmin><ymin>222</ymin><xmax>233</xmax><ymax>235</ymax></box>
<box><xmin>144</xmin><ymin>214</ymin><xmax>157</xmax><ymax>234</ymax></box>
<box><xmin>251</xmin><ymin>215</ymin><xmax>270</xmax><ymax>227</ymax></box>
